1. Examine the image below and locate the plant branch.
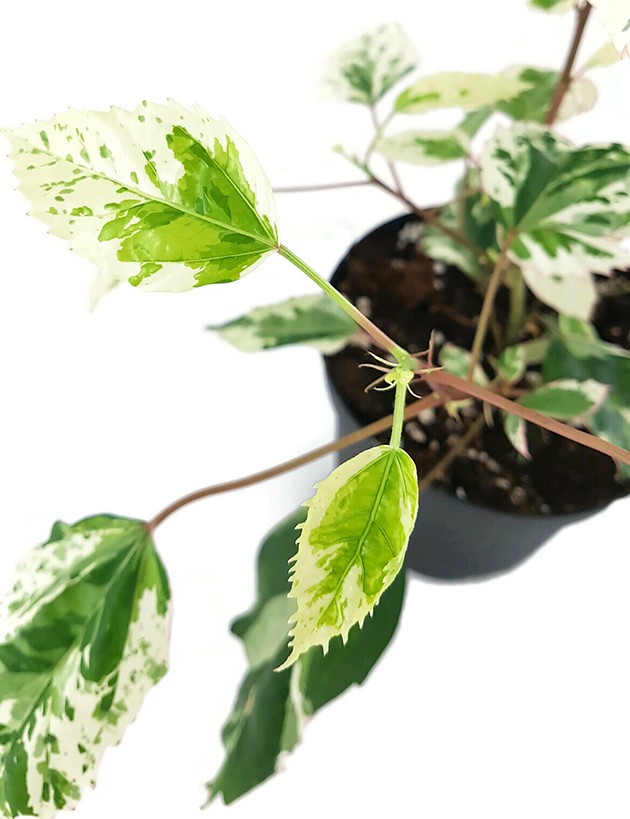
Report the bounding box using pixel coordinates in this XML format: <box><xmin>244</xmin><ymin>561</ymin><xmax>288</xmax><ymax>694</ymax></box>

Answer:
<box><xmin>278</xmin><ymin>244</ymin><xmax>408</xmax><ymax>359</ymax></box>
<box><xmin>466</xmin><ymin>240</ymin><xmax>514</xmax><ymax>379</ymax></box>
<box><xmin>427</xmin><ymin>369</ymin><xmax>630</xmax><ymax>467</ymax></box>
<box><xmin>418</xmin><ymin>415</ymin><xmax>485</xmax><ymax>493</ymax></box>
<box><xmin>146</xmin><ymin>392</ymin><xmax>446</xmax><ymax>532</ymax></box>
<box><xmin>545</xmin><ymin>3</ymin><xmax>592</xmax><ymax>125</ymax></box>
<box><xmin>273</xmin><ymin>180</ymin><xmax>372</xmax><ymax>193</ymax></box>
<box><xmin>368</xmin><ymin>105</ymin><xmax>403</xmax><ymax>194</ymax></box>
<box><xmin>367</xmin><ymin>170</ymin><xmax>485</xmax><ymax>260</ymax></box>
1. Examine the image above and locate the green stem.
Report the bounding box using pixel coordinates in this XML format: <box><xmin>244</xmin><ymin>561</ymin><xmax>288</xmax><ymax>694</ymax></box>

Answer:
<box><xmin>389</xmin><ymin>379</ymin><xmax>408</xmax><ymax>450</ymax></box>
<box><xmin>278</xmin><ymin>244</ymin><xmax>408</xmax><ymax>360</ymax></box>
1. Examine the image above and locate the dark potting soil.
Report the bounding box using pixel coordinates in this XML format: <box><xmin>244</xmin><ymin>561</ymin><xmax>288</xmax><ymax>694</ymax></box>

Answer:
<box><xmin>325</xmin><ymin>214</ymin><xmax>630</xmax><ymax>516</ymax></box>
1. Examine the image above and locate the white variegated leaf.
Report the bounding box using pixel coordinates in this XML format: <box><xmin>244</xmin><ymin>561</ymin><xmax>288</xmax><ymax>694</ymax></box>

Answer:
<box><xmin>480</xmin><ymin>124</ymin><xmax>630</xmax><ymax>316</ymax></box>
<box><xmin>208</xmin><ymin>294</ymin><xmax>356</xmax><ymax>353</ymax></box>
<box><xmin>440</xmin><ymin>343</ymin><xmax>489</xmax><ymax>385</ymax></box>
<box><xmin>395</xmin><ymin>72</ymin><xmax>531</xmax><ymax>114</ymax></box>
<box><xmin>0</xmin><ymin>516</ymin><xmax>170</xmax><ymax>819</ymax></box>
<box><xmin>278</xmin><ymin>446</ymin><xmax>418</xmax><ymax>669</ymax></box>
<box><xmin>519</xmin><ymin>378</ymin><xmax>609</xmax><ymax>419</ymax></box>
<box><xmin>2</xmin><ymin>101</ymin><xmax>278</xmax><ymax>292</ymax></box>
<box><xmin>321</xmin><ymin>23</ymin><xmax>418</xmax><ymax>105</ymax></box>
<box><xmin>581</xmin><ymin>41</ymin><xmax>620</xmax><ymax>70</ymax></box>
<box><xmin>503</xmin><ymin>412</ymin><xmax>531</xmax><ymax>459</ymax></box>
<box><xmin>589</xmin><ymin>0</ymin><xmax>630</xmax><ymax>58</ymax></box>
<box><xmin>493</xmin><ymin>67</ymin><xmax>596</xmax><ymax>123</ymax></box>
<box><xmin>376</xmin><ymin>129</ymin><xmax>469</xmax><ymax>165</ymax></box>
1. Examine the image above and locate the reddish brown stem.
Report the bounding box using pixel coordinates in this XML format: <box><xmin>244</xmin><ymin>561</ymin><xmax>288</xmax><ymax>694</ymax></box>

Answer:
<box><xmin>146</xmin><ymin>392</ymin><xmax>446</xmax><ymax>532</ymax></box>
<box><xmin>428</xmin><ymin>369</ymin><xmax>630</xmax><ymax>467</ymax></box>
<box><xmin>545</xmin><ymin>3</ymin><xmax>592</xmax><ymax>125</ymax></box>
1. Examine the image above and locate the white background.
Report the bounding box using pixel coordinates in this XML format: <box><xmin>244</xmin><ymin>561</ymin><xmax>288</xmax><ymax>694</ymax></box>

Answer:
<box><xmin>1</xmin><ymin>2</ymin><xmax>629</xmax><ymax>817</ymax></box>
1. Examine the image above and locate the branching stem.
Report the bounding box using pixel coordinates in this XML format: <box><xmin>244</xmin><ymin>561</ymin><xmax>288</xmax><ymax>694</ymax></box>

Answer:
<box><xmin>545</xmin><ymin>3</ymin><xmax>592</xmax><ymax>125</ymax></box>
<box><xmin>146</xmin><ymin>392</ymin><xmax>445</xmax><ymax>532</ymax></box>
<box><xmin>466</xmin><ymin>238</ymin><xmax>515</xmax><ymax>379</ymax></box>
<box><xmin>274</xmin><ymin>180</ymin><xmax>372</xmax><ymax>193</ymax></box>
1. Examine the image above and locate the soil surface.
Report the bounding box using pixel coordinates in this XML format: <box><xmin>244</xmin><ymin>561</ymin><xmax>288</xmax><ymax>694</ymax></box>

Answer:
<box><xmin>325</xmin><ymin>214</ymin><xmax>630</xmax><ymax>516</ymax></box>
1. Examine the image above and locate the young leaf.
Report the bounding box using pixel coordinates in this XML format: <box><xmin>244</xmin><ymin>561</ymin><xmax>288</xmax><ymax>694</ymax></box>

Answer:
<box><xmin>503</xmin><ymin>412</ymin><xmax>531</xmax><ymax>459</ymax></box>
<box><xmin>496</xmin><ymin>345</ymin><xmax>527</xmax><ymax>384</ymax></box>
<box><xmin>441</xmin><ymin>343</ymin><xmax>489</xmax><ymax>385</ymax></box>
<box><xmin>321</xmin><ymin>23</ymin><xmax>417</xmax><ymax>105</ymax></box>
<box><xmin>519</xmin><ymin>378</ymin><xmax>608</xmax><ymax>419</ymax></box>
<box><xmin>208</xmin><ymin>510</ymin><xmax>406</xmax><ymax>804</ymax></box>
<box><xmin>497</xmin><ymin>67</ymin><xmax>596</xmax><ymax>122</ymax></box>
<box><xmin>279</xmin><ymin>446</ymin><xmax>418</xmax><ymax>669</ymax></box>
<box><xmin>0</xmin><ymin>515</ymin><xmax>170</xmax><ymax>819</ymax></box>
<box><xmin>376</xmin><ymin>130</ymin><xmax>469</xmax><ymax>165</ymax></box>
<box><xmin>589</xmin><ymin>0</ymin><xmax>630</xmax><ymax>58</ymax></box>
<box><xmin>581</xmin><ymin>41</ymin><xmax>619</xmax><ymax>71</ymax></box>
<box><xmin>208</xmin><ymin>294</ymin><xmax>356</xmax><ymax>353</ymax></box>
<box><xmin>480</xmin><ymin>124</ymin><xmax>630</xmax><ymax>318</ymax></box>
<box><xmin>3</xmin><ymin>101</ymin><xmax>278</xmax><ymax>292</ymax></box>
<box><xmin>395</xmin><ymin>72</ymin><xmax>531</xmax><ymax>115</ymax></box>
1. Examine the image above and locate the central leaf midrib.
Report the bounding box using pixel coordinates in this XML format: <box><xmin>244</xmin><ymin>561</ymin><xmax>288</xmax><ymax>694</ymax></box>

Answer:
<box><xmin>25</xmin><ymin>144</ymin><xmax>278</xmax><ymax>249</ymax></box>
<box><xmin>318</xmin><ymin>450</ymin><xmax>396</xmax><ymax>624</ymax></box>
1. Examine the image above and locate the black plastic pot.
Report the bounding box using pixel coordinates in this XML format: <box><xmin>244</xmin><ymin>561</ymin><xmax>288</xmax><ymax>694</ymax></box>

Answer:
<box><xmin>324</xmin><ymin>215</ymin><xmax>620</xmax><ymax>582</ymax></box>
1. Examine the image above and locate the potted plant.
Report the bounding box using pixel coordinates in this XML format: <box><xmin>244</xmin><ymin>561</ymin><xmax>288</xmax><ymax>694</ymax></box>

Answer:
<box><xmin>0</xmin><ymin>1</ymin><xmax>629</xmax><ymax>815</ymax></box>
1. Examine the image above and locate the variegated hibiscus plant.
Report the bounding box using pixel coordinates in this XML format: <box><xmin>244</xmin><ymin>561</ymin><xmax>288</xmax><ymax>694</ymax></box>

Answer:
<box><xmin>1</xmin><ymin>0</ymin><xmax>630</xmax><ymax>815</ymax></box>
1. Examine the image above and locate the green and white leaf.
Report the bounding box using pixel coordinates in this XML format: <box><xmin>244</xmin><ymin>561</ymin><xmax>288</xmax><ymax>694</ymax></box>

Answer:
<box><xmin>497</xmin><ymin>67</ymin><xmax>596</xmax><ymax>122</ymax></box>
<box><xmin>376</xmin><ymin>129</ymin><xmax>469</xmax><ymax>165</ymax></box>
<box><xmin>519</xmin><ymin>378</ymin><xmax>608</xmax><ymax>419</ymax></box>
<box><xmin>3</xmin><ymin>101</ymin><xmax>278</xmax><ymax>292</ymax></box>
<box><xmin>395</xmin><ymin>72</ymin><xmax>531</xmax><ymax>115</ymax></box>
<box><xmin>321</xmin><ymin>23</ymin><xmax>418</xmax><ymax>105</ymax></box>
<box><xmin>208</xmin><ymin>294</ymin><xmax>356</xmax><ymax>354</ymax></box>
<box><xmin>278</xmin><ymin>445</ymin><xmax>418</xmax><ymax>669</ymax></box>
<box><xmin>503</xmin><ymin>412</ymin><xmax>530</xmax><ymax>459</ymax></box>
<box><xmin>529</xmin><ymin>0</ymin><xmax>577</xmax><ymax>13</ymax></box>
<box><xmin>440</xmin><ymin>343</ymin><xmax>489</xmax><ymax>385</ymax></box>
<box><xmin>0</xmin><ymin>515</ymin><xmax>170</xmax><ymax>818</ymax></box>
<box><xmin>589</xmin><ymin>0</ymin><xmax>630</xmax><ymax>58</ymax></box>
<box><xmin>208</xmin><ymin>510</ymin><xmax>406</xmax><ymax>804</ymax></box>
<box><xmin>581</xmin><ymin>41</ymin><xmax>620</xmax><ymax>71</ymax></box>
<box><xmin>543</xmin><ymin>320</ymin><xmax>630</xmax><ymax>477</ymax></box>
<box><xmin>495</xmin><ymin>337</ymin><xmax>550</xmax><ymax>384</ymax></box>
<box><xmin>480</xmin><ymin>124</ymin><xmax>630</xmax><ymax>318</ymax></box>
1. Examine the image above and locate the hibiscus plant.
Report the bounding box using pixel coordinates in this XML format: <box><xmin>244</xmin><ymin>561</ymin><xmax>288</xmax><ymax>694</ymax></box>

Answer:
<box><xmin>0</xmin><ymin>1</ymin><xmax>629</xmax><ymax>815</ymax></box>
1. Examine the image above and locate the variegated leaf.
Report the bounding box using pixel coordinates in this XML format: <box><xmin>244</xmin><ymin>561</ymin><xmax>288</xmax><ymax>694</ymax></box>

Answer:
<box><xmin>395</xmin><ymin>72</ymin><xmax>531</xmax><ymax>114</ymax></box>
<box><xmin>480</xmin><ymin>124</ymin><xmax>630</xmax><ymax>318</ymax></box>
<box><xmin>208</xmin><ymin>510</ymin><xmax>406</xmax><ymax>804</ymax></box>
<box><xmin>376</xmin><ymin>129</ymin><xmax>469</xmax><ymax>165</ymax></box>
<box><xmin>208</xmin><ymin>294</ymin><xmax>356</xmax><ymax>353</ymax></box>
<box><xmin>440</xmin><ymin>343</ymin><xmax>489</xmax><ymax>385</ymax></box>
<box><xmin>2</xmin><ymin>101</ymin><xmax>278</xmax><ymax>292</ymax></box>
<box><xmin>519</xmin><ymin>378</ymin><xmax>608</xmax><ymax>419</ymax></box>
<box><xmin>321</xmin><ymin>23</ymin><xmax>418</xmax><ymax>105</ymax></box>
<box><xmin>581</xmin><ymin>41</ymin><xmax>620</xmax><ymax>71</ymax></box>
<box><xmin>503</xmin><ymin>412</ymin><xmax>531</xmax><ymax>459</ymax></box>
<box><xmin>0</xmin><ymin>515</ymin><xmax>170</xmax><ymax>819</ymax></box>
<box><xmin>278</xmin><ymin>446</ymin><xmax>418</xmax><ymax>669</ymax></box>
<box><xmin>497</xmin><ymin>67</ymin><xmax>596</xmax><ymax>122</ymax></box>
<box><xmin>589</xmin><ymin>0</ymin><xmax>630</xmax><ymax>58</ymax></box>
<box><xmin>496</xmin><ymin>345</ymin><xmax>527</xmax><ymax>384</ymax></box>
<box><xmin>543</xmin><ymin>319</ymin><xmax>630</xmax><ymax>476</ymax></box>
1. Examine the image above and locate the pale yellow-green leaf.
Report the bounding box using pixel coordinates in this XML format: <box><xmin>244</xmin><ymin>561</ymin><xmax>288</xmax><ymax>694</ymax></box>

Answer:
<box><xmin>581</xmin><ymin>41</ymin><xmax>620</xmax><ymax>70</ymax></box>
<box><xmin>589</xmin><ymin>0</ymin><xmax>630</xmax><ymax>58</ymax></box>
<box><xmin>375</xmin><ymin>129</ymin><xmax>469</xmax><ymax>165</ymax></box>
<box><xmin>279</xmin><ymin>446</ymin><xmax>418</xmax><ymax>669</ymax></box>
<box><xmin>395</xmin><ymin>72</ymin><xmax>531</xmax><ymax>114</ymax></box>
